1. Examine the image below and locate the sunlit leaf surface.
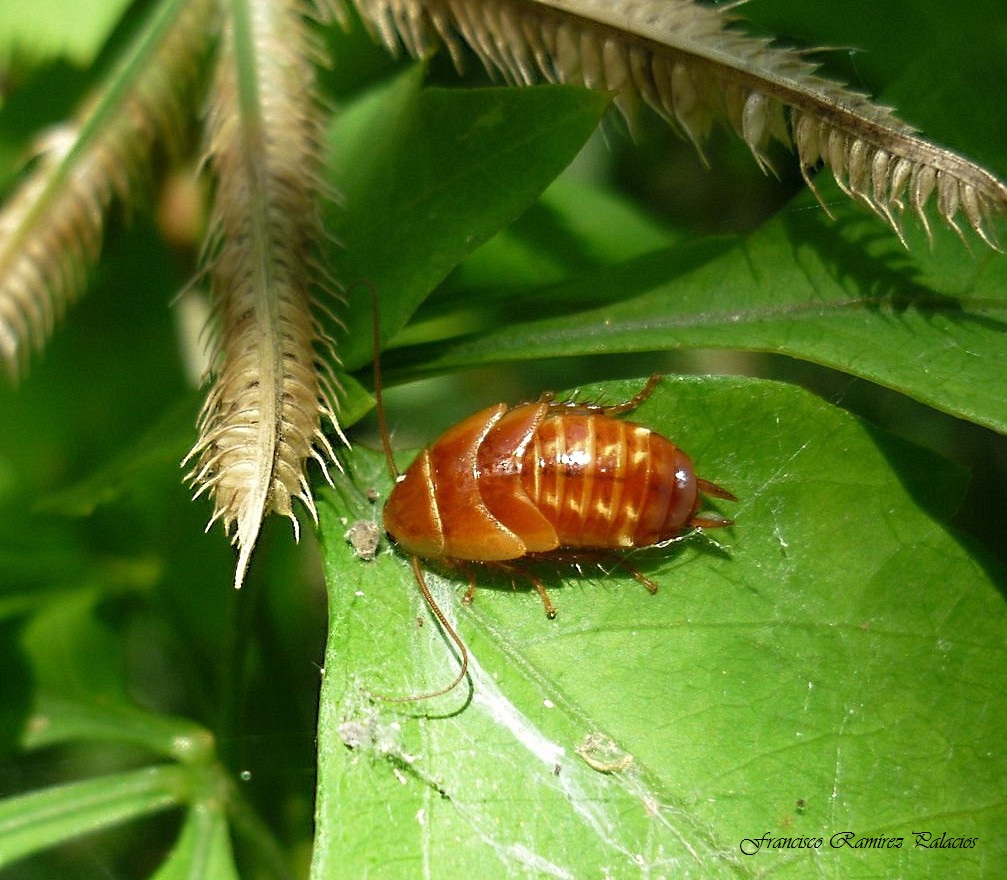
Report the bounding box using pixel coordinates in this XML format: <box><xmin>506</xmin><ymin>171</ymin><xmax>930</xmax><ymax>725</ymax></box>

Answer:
<box><xmin>315</xmin><ymin>377</ymin><xmax>1007</xmax><ymax>879</ymax></box>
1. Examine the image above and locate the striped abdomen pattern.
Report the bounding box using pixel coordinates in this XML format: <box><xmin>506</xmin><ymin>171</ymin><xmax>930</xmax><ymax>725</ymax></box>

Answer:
<box><xmin>521</xmin><ymin>413</ymin><xmax>697</xmax><ymax>549</ymax></box>
<box><xmin>383</xmin><ymin>400</ymin><xmax>701</xmax><ymax>562</ymax></box>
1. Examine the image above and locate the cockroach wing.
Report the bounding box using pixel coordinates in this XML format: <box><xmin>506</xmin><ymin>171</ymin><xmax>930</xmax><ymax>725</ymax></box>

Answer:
<box><xmin>385</xmin><ymin>404</ymin><xmax>528</xmax><ymax>561</ymax></box>
<box><xmin>477</xmin><ymin>403</ymin><xmax>560</xmax><ymax>554</ymax></box>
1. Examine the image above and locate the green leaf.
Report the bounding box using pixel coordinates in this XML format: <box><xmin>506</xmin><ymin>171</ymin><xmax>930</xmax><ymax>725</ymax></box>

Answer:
<box><xmin>325</xmin><ymin>70</ymin><xmax>611</xmax><ymax>369</ymax></box>
<box><xmin>434</xmin><ymin>173</ymin><xmax>681</xmax><ymax>301</ymax></box>
<box><xmin>23</xmin><ymin>695</ymin><xmax>214</xmax><ymax>761</ymax></box>
<box><xmin>0</xmin><ymin>764</ymin><xmax>190</xmax><ymax>869</ymax></box>
<box><xmin>0</xmin><ymin>0</ymin><xmax>132</xmax><ymax>66</ymax></box>
<box><xmin>413</xmin><ymin>171</ymin><xmax>684</xmax><ymax>345</ymax></box>
<box><xmin>34</xmin><ymin>397</ymin><xmax>198</xmax><ymax>517</ymax></box>
<box><xmin>314</xmin><ymin>376</ymin><xmax>1006</xmax><ymax>878</ymax></box>
<box><xmin>21</xmin><ymin>587</ymin><xmax>136</xmax><ymax>705</ymax></box>
<box><xmin>0</xmin><ymin>617</ymin><xmax>31</xmax><ymax>757</ymax></box>
<box><xmin>151</xmin><ymin>800</ymin><xmax>239</xmax><ymax>880</ymax></box>
<box><xmin>401</xmin><ymin>188</ymin><xmax>1007</xmax><ymax>433</ymax></box>
<box><xmin>18</xmin><ymin>585</ymin><xmax>213</xmax><ymax>759</ymax></box>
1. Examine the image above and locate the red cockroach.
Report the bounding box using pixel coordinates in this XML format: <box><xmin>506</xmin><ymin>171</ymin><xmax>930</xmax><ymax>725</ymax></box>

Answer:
<box><xmin>369</xmin><ymin>298</ymin><xmax>734</xmax><ymax>702</ymax></box>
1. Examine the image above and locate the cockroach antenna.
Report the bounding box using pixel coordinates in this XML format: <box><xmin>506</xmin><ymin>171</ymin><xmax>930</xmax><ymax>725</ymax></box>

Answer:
<box><xmin>360</xmin><ymin>280</ymin><xmax>471</xmax><ymax>703</ymax></box>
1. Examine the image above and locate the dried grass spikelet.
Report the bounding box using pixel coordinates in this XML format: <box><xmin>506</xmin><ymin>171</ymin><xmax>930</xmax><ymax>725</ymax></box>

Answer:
<box><xmin>348</xmin><ymin>0</ymin><xmax>1007</xmax><ymax>249</ymax></box>
<box><xmin>184</xmin><ymin>0</ymin><xmax>345</xmax><ymax>589</ymax></box>
<box><xmin>0</xmin><ymin>0</ymin><xmax>218</xmax><ymax>380</ymax></box>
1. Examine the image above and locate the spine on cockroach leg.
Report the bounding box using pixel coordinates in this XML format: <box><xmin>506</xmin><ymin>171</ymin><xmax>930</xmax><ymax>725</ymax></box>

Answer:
<box><xmin>184</xmin><ymin>0</ymin><xmax>344</xmax><ymax>589</ymax></box>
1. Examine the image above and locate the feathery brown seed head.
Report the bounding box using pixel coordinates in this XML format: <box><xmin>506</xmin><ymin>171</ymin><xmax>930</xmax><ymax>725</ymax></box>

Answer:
<box><xmin>349</xmin><ymin>0</ymin><xmax>1006</xmax><ymax>247</ymax></box>
<box><xmin>0</xmin><ymin>0</ymin><xmax>218</xmax><ymax>380</ymax></box>
<box><xmin>184</xmin><ymin>0</ymin><xmax>344</xmax><ymax>588</ymax></box>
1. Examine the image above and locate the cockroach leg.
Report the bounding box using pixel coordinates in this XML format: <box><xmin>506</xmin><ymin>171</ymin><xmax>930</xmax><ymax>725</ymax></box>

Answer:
<box><xmin>500</xmin><ymin>564</ymin><xmax>558</xmax><ymax>618</ymax></box>
<box><xmin>474</xmin><ymin>561</ymin><xmax>558</xmax><ymax>618</ymax></box>
<box><xmin>598</xmin><ymin>373</ymin><xmax>661</xmax><ymax>417</ymax></box>
<box><xmin>457</xmin><ymin>561</ymin><xmax>478</xmax><ymax>607</ymax></box>
<box><xmin>541</xmin><ymin>373</ymin><xmax>662</xmax><ymax>417</ymax></box>
<box><xmin>609</xmin><ymin>555</ymin><xmax>659</xmax><ymax>594</ymax></box>
<box><xmin>528</xmin><ymin>572</ymin><xmax>557</xmax><ymax>619</ymax></box>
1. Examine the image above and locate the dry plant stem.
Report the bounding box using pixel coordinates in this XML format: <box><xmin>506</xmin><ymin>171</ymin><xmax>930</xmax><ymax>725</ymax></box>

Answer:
<box><xmin>350</xmin><ymin>0</ymin><xmax>1007</xmax><ymax>248</ymax></box>
<box><xmin>0</xmin><ymin>0</ymin><xmax>217</xmax><ymax>379</ymax></box>
<box><xmin>185</xmin><ymin>0</ymin><xmax>343</xmax><ymax>588</ymax></box>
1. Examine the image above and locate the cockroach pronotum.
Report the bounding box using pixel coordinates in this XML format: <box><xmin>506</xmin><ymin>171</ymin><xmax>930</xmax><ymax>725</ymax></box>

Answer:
<box><xmin>368</xmin><ymin>292</ymin><xmax>735</xmax><ymax>702</ymax></box>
